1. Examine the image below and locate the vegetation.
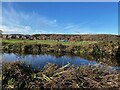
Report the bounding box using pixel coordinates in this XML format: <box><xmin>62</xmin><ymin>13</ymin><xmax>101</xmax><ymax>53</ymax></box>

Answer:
<box><xmin>2</xmin><ymin>39</ymin><xmax>96</xmax><ymax>46</ymax></box>
<box><xmin>2</xmin><ymin>62</ymin><xmax>120</xmax><ymax>89</ymax></box>
<box><xmin>2</xmin><ymin>40</ymin><xmax>120</xmax><ymax>66</ymax></box>
<box><xmin>2</xmin><ymin>35</ymin><xmax>120</xmax><ymax>89</ymax></box>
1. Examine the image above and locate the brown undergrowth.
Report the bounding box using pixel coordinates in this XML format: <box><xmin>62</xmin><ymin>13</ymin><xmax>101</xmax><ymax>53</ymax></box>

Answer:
<box><xmin>2</xmin><ymin>62</ymin><xmax>120</xmax><ymax>90</ymax></box>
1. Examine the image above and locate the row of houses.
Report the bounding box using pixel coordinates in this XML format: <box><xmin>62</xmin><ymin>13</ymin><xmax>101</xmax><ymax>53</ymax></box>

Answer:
<box><xmin>2</xmin><ymin>34</ymin><xmax>64</xmax><ymax>40</ymax></box>
<box><xmin>2</xmin><ymin>34</ymin><xmax>36</xmax><ymax>40</ymax></box>
<box><xmin>2</xmin><ymin>34</ymin><xmax>120</xmax><ymax>41</ymax></box>
<box><xmin>4</xmin><ymin>35</ymin><xmax>78</xmax><ymax>41</ymax></box>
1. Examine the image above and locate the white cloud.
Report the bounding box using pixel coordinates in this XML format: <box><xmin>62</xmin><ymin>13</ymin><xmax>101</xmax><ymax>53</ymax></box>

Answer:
<box><xmin>0</xmin><ymin>25</ymin><xmax>31</xmax><ymax>34</ymax></box>
<box><xmin>1</xmin><ymin>5</ymin><xmax>58</xmax><ymax>34</ymax></box>
<box><xmin>1</xmin><ymin>3</ymin><xmax>96</xmax><ymax>34</ymax></box>
<box><xmin>62</xmin><ymin>24</ymin><xmax>91</xmax><ymax>34</ymax></box>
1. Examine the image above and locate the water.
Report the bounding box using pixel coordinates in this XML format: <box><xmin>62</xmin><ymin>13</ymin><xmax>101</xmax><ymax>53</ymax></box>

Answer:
<box><xmin>2</xmin><ymin>53</ymin><xmax>120</xmax><ymax>71</ymax></box>
<box><xmin>2</xmin><ymin>53</ymin><xmax>97</xmax><ymax>69</ymax></box>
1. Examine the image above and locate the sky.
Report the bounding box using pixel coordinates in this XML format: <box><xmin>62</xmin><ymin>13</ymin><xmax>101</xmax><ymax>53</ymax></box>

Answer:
<box><xmin>1</xmin><ymin>2</ymin><xmax>118</xmax><ymax>34</ymax></box>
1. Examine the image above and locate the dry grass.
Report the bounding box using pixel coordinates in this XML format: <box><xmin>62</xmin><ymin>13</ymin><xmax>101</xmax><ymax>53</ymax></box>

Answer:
<box><xmin>2</xmin><ymin>62</ymin><xmax>120</xmax><ymax>89</ymax></box>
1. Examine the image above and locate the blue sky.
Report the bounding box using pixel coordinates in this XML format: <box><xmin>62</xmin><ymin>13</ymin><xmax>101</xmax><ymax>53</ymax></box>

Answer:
<box><xmin>1</xmin><ymin>2</ymin><xmax>118</xmax><ymax>34</ymax></box>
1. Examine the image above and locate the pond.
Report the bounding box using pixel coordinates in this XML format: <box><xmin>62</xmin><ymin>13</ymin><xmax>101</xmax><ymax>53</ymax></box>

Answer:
<box><xmin>2</xmin><ymin>53</ymin><xmax>120</xmax><ymax>71</ymax></box>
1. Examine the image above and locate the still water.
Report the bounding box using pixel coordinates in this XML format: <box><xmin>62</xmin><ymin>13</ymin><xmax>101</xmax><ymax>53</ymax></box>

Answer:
<box><xmin>2</xmin><ymin>53</ymin><xmax>120</xmax><ymax>71</ymax></box>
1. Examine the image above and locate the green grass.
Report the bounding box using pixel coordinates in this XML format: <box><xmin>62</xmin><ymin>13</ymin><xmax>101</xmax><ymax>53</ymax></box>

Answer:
<box><xmin>2</xmin><ymin>39</ymin><xmax>97</xmax><ymax>46</ymax></box>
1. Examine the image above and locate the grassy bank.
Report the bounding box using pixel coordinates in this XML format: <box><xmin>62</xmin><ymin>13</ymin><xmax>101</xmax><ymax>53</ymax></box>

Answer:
<box><xmin>2</xmin><ymin>39</ymin><xmax>120</xmax><ymax>66</ymax></box>
<box><xmin>2</xmin><ymin>62</ymin><xmax>120</xmax><ymax>89</ymax></box>
<box><xmin>2</xmin><ymin>39</ymin><xmax>96</xmax><ymax>46</ymax></box>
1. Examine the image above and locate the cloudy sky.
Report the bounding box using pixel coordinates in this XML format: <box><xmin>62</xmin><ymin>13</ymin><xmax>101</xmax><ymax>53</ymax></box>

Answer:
<box><xmin>1</xmin><ymin>2</ymin><xmax>118</xmax><ymax>34</ymax></box>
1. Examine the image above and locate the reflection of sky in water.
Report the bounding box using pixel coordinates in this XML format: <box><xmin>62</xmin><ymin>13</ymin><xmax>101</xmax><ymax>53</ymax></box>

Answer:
<box><xmin>2</xmin><ymin>53</ymin><xmax>97</xmax><ymax>69</ymax></box>
<box><xmin>2</xmin><ymin>53</ymin><xmax>120</xmax><ymax>71</ymax></box>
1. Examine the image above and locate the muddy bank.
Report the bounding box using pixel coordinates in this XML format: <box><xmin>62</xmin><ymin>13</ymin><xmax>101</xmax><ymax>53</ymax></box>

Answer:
<box><xmin>2</xmin><ymin>62</ymin><xmax>120</xmax><ymax>90</ymax></box>
<box><xmin>2</xmin><ymin>41</ymin><xmax>120</xmax><ymax>66</ymax></box>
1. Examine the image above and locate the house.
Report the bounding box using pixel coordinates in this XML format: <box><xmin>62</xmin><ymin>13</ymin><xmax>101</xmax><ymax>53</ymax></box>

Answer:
<box><xmin>6</xmin><ymin>35</ymin><xmax>12</xmax><ymax>39</ymax></box>
<box><xmin>21</xmin><ymin>35</ymin><xmax>27</xmax><ymax>40</ymax></box>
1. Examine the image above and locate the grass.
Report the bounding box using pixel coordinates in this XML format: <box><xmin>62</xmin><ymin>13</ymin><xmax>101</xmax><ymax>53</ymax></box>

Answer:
<box><xmin>2</xmin><ymin>39</ymin><xmax>97</xmax><ymax>46</ymax></box>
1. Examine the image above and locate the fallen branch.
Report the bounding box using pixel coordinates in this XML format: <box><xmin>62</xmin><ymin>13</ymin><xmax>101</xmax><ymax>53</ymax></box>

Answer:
<box><xmin>42</xmin><ymin>74</ymin><xmax>51</xmax><ymax>81</ymax></box>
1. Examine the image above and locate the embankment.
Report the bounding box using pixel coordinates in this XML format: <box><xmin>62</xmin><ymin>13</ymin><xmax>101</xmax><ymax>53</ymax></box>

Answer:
<box><xmin>2</xmin><ymin>41</ymin><xmax>120</xmax><ymax>66</ymax></box>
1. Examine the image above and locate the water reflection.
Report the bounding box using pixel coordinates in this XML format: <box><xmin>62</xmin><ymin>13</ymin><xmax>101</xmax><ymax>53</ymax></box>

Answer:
<box><xmin>3</xmin><ymin>53</ymin><xmax>97</xmax><ymax>69</ymax></box>
<box><xmin>2</xmin><ymin>53</ymin><xmax>120</xmax><ymax>71</ymax></box>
